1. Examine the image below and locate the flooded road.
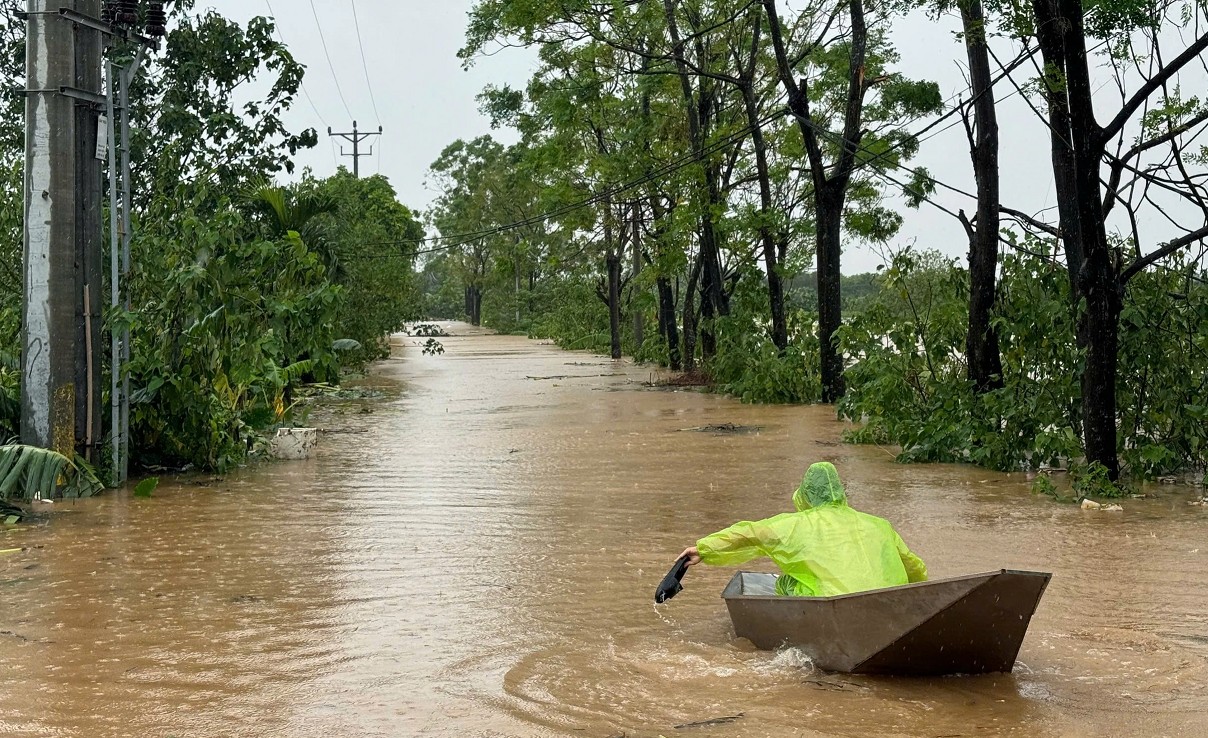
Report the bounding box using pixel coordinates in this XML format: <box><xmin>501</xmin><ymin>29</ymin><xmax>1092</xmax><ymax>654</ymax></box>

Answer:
<box><xmin>3</xmin><ymin>322</ymin><xmax>1207</xmax><ymax>737</ymax></box>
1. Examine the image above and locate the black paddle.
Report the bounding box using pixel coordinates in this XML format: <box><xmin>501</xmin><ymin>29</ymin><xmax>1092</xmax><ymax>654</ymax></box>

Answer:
<box><xmin>655</xmin><ymin>554</ymin><xmax>691</xmax><ymax>603</ymax></box>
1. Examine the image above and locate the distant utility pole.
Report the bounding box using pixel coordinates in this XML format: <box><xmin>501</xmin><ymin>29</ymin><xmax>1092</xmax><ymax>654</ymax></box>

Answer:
<box><xmin>328</xmin><ymin>120</ymin><xmax>381</xmax><ymax>178</ymax></box>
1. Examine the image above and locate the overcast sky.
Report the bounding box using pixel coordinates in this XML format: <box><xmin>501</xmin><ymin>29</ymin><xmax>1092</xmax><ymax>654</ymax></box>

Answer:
<box><xmin>200</xmin><ymin>1</ymin><xmax>1204</xmax><ymax>274</ymax></box>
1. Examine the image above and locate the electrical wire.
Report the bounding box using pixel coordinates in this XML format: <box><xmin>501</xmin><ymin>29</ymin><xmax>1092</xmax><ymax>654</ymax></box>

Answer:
<box><xmin>308</xmin><ymin>0</ymin><xmax>355</xmax><ymax>120</ymax></box>
<box><xmin>351</xmin><ymin>90</ymin><xmax>991</xmax><ymax>263</ymax></box>
<box><xmin>349</xmin><ymin>0</ymin><xmax>382</xmax><ymax>125</ymax></box>
<box><xmin>342</xmin><ymin>109</ymin><xmax>790</xmax><ymax>259</ymax></box>
<box><xmin>263</xmin><ymin>0</ymin><xmax>332</xmax><ymax>139</ymax></box>
<box><xmin>345</xmin><ymin>37</ymin><xmax>1116</xmax><ymax>261</ymax></box>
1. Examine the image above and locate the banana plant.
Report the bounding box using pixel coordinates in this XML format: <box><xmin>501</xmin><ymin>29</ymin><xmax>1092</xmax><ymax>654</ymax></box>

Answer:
<box><xmin>0</xmin><ymin>443</ymin><xmax>103</xmax><ymax>501</ymax></box>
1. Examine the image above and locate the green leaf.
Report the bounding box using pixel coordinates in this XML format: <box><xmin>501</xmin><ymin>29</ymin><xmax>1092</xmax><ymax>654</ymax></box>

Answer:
<box><xmin>133</xmin><ymin>477</ymin><xmax>159</xmax><ymax>499</ymax></box>
<box><xmin>332</xmin><ymin>338</ymin><xmax>363</xmax><ymax>351</ymax></box>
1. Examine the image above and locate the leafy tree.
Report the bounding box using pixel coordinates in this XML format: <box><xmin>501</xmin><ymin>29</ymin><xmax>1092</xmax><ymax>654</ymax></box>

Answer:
<box><xmin>126</xmin><ymin>183</ymin><xmax>340</xmax><ymax>471</ymax></box>
<box><xmin>1021</xmin><ymin>0</ymin><xmax>1208</xmax><ymax>479</ymax></box>
<box><xmin>763</xmin><ymin>0</ymin><xmax>942</xmax><ymax>401</ymax></box>
<box><xmin>295</xmin><ymin>168</ymin><xmax>426</xmax><ymax>363</ymax></box>
<box><xmin>129</xmin><ymin>5</ymin><xmax>317</xmax><ymax>204</ymax></box>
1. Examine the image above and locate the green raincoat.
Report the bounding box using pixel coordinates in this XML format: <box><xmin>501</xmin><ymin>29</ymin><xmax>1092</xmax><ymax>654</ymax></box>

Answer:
<box><xmin>696</xmin><ymin>462</ymin><xmax>928</xmax><ymax>597</ymax></box>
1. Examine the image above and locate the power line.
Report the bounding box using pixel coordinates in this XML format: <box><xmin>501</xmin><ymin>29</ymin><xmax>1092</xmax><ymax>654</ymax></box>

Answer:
<box><xmin>308</xmin><ymin>0</ymin><xmax>354</xmax><ymax>120</ymax></box>
<box><xmin>342</xmin><ymin>109</ymin><xmax>790</xmax><ymax>259</ymax></box>
<box><xmin>345</xmin><ymin>41</ymin><xmax>1086</xmax><ymax>261</ymax></box>
<box><xmin>263</xmin><ymin>0</ymin><xmax>331</xmax><ymax>134</ymax></box>
<box><xmin>349</xmin><ymin>0</ymin><xmax>382</xmax><ymax>124</ymax></box>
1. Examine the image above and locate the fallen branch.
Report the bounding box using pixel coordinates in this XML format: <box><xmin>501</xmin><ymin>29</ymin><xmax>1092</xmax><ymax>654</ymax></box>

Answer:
<box><xmin>674</xmin><ymin>713</ymin><xmax>744</xmax><ymax>730</ymax></box>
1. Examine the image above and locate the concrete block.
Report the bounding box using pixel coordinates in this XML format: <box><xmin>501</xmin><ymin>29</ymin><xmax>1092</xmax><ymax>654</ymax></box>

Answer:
<box><xmin>271</xmin><ymin>427</ymin><xmax>318</xmax><ymax>460</ymax></box>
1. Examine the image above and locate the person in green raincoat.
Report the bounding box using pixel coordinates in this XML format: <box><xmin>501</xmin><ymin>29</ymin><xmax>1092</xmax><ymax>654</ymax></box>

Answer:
<box><xmin>677</xmin><ymin>462</ymin><xmax>927</xmax><ymax>596</ymax></box>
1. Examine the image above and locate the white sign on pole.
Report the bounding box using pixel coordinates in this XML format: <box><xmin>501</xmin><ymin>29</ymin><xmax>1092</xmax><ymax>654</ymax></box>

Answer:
<box><xmin>95</xmin><ymin>115</ymin><xmax>108</xmax><ymax>160</ymax></box>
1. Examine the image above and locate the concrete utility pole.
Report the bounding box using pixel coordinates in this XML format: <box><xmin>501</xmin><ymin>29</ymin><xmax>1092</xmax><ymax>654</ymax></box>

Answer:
<box><xmin>22</xmin><ymin>0</ymin><xmax>83</xmax><ymax>454</ymax></box>
<box><xmin>328</xmin><ymin>120</ymin><xmax>381</xmax><ymax>178</ymax></box>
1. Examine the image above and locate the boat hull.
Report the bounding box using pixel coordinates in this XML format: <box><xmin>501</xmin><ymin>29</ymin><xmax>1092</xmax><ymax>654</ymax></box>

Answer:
<box><xmin>721</xmin><ymin>569</ymin><xmax>1051</xmax><ymax>676</ymax></box>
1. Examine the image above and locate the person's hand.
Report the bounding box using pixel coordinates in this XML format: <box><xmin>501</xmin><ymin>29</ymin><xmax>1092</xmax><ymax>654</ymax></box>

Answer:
<box><xmin>679</xmin><ymin>546</ymin><xmax>701</xmax><ymax>567</ymax></box>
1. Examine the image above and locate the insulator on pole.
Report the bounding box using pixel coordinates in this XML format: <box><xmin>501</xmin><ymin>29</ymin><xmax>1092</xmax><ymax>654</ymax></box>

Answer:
<box><xmin>145</xmin><ymin>2</ymin><xmax>167</xmax><ymax>37</ymax></box>
<box><xmin>116</xmin><ymin>0</ymin><xmax>139</xmax><ymax>27</ymax></box>
<box><xmin>100</xmin><ymin>1</ymin><xmax>115</xmax><ymax>25</ymax></box>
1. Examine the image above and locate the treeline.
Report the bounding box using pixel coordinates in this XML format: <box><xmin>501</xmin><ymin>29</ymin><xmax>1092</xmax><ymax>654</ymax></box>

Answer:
<box><xmin>0</xmin><ymin>2</ymin><xmax>424</xmax><ymax>475</ymax></box>
<box><xmin>423</xmin><ymin>0</ymin><xmax>1208</xmax><ymax>488</ymax></box>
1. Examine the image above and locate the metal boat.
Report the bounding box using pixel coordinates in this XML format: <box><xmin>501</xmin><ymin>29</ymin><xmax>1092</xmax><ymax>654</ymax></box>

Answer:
<box><xmin>721</xmin><ymin>569</ymin><xmax>1051</xmax><ymax>675</ymax></box>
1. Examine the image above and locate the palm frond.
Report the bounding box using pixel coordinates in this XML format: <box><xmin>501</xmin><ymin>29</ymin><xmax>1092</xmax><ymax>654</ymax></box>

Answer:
<box><xmin>243</xmin><ymin>182</ymin><xmax>337</xmax><ymax>237</ymax></box>
<box><xmin>0</xmin><ymin>444</ymin><xmax>104</xmax><ymax>501</ymax></box>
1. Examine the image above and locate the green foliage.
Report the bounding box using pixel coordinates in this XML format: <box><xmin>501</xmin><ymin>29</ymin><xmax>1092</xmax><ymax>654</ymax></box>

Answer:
<box><xmin>711</xmin><ymin>326</ymin><xmax>823</xmax><ymax>404</ymax></box>
<box><xmin>526</xmin><ymin>277</ymin><xmax>615</xmax><ymax>353</ymax></box>
<box><xmin>1029</xmin><ymin>474</ymin><xmax>1063</xmax><ymax>501</ymax></box>
<box><xmin>839</xmin><ymin>245</ymin><xmax>1083</xmax><ymax>469</ymax></box>
<box><xmin>0</xmin><ymin>444</ymin><xmax>103</xmax><ymax>501</ymax></box>
<box><xmin>293</xmin><ymin>169</ymin><xmax>425</xmax><ymax>365</ymax></box>
<box><xmin>133</xmin><ymin>477</ymin><xmax>159</xmax><ymax>499</ymax></box>
<box><xmin>0</xmin><ymin>6</ymin><xmax>426</xmax><ymax>475</ymax></box>
<box><xmin>1115</xmin><ymin>251</ymin><xmax>1208</xmax><ymax>477</ymax></box>
<box><xmin>1071</xmin><ymin>462</ymin><xmax>1134</xmax><ymax>500</ymax></box>
<box><xmin>0</xmin><ymin>307</ymin><xmax>16</xmax><ymax>440</ymax></box>
<box><xmin>709</xmin><ymin>276</ymin><xmax>822</xmax><ymax>403</ymax></box>
<box><xmin>130</xmin><ymin>8</ymin><xmax>317</xmax><ymax>200</ymax></box>
<box><xmin>839</xmin><ymin>243</ymin><xmax>1208</xmax><ymax>479</ymax></box>
<box><xmin>0</xmin><ymin>110</ymin><xmax>20</xmax><ymax>440</ymax></box>
<box><xmin>126</xmin><ymin>183</ymin><xmax>342</xmax><ymax>471</ymax></box>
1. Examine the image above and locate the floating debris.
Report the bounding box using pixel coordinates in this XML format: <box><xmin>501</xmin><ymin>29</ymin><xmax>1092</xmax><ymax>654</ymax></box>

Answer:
<box><xmin>674</xmin><ymin>713</ymin><xmax>744</xmax><ymax>730</ymax></box>
<box><xmin>679</xmin><ymin>423</ymin><xmax>762</xmax><ymax>435</ymax></box>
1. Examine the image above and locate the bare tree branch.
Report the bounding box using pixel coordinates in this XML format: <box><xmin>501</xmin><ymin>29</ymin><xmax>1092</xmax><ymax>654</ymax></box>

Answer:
<box><xmin>1120</xmin><ymin>224</ymin><xmax>1208</xmax><ymax>285</ymax></box>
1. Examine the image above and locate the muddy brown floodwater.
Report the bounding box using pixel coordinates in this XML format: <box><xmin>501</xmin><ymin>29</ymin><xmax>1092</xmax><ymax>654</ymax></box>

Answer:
<box><xmin>3</xmin><ymin>323</ymin><xmax>1208</xmax><ymax>737</ymax></box>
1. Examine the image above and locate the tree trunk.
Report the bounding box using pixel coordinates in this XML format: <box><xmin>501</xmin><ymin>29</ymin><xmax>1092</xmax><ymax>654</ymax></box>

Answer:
<box><xmin>764</xmin><ymin>0</ymin><xmax>869</xmax><ymax>402</ymax></box>
<box><xmin>466</xmin><ymin>285</ymin><xmax>482</xmax><ymax>327</ymax></box>
<box><xmin>607</xmin><ymin>251</ymin><xmax>623</xmax><ymax>360</ymax></box>
<box><xmin>1032</xmin><ymin>0</ymin><xmax>1119</xmax><ymax>478</ymax></box>
<box><xmin>663</xmin><ymin>0</ymin><xmax>728</xmax><ymax>360</ymax></box>
<box><xmin>1081</xmin><ymin>266</ymin><xmax>1122</xmax><ymax>479</ymax></box>
<box><xmin>657</xmin><ymin>275</ymin><xmax>681</xmax><ymax>370</ymax></box>
<box><xmin>648</xmin><ymin>195</ymin><xmax>682</xmax><ymax>370</ymax></box>
<box><xmin>682</xmin><ymin>250</ymin><xmax>704</xmax><ymax>372</ymax></box>
<box><xmin>816</xmin><ymin>187</ymin><xmax>846</xmax><ymax>403</ymax></box>
<box><xmin>631</xmin><ymin>209</ymin><xmax>644</xmax><ymax>350</ymax></box>
<box><xmin>740</xmin><ymin>77</ymin><xmax>788</xmax><ymax>351</ymax></box>
<box><xmin>1031</xmin><ymin>0</ymin><xmax>1084</xmax><ymax>301</ymax></box>
<box><xmin>961</xmin><ymin>0</ymin><xmax>1004</xmax><ymax>393</ymax></box>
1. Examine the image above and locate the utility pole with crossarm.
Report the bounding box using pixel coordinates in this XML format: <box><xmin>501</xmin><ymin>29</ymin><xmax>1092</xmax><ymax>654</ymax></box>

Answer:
<box><xmin>328</xmin><ymin>120</ymin><xmax>381</xmax><ymax>178</ymax></box>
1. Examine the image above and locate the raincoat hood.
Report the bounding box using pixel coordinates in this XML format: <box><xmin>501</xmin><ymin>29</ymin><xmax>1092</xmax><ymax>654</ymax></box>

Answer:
<box><xmin>792</xmin><ymin>462</ymin><xmax>848</xmax><ymax>511</ymax></box>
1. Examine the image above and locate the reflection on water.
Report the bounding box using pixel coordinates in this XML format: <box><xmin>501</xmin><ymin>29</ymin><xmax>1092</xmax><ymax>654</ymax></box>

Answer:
<box><xmin>2</xmin><ymin>323</ymin><xmax>1207</xmax><ymax>737</ymax></box>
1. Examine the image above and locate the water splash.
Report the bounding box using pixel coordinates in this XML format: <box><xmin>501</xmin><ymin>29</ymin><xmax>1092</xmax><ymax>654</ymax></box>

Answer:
<box><xmin>761</xmin><ymin>647</ymin><xmax>817</xmax><ymax>674</ymax></box>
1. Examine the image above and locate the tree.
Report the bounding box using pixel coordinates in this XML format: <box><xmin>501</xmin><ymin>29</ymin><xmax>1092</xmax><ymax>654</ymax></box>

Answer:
<box><xmin>763</xmin><ymin>0</ymin><xmax>942</xmax><ymax>401</ymax></box>
<box><xmin>1026</xmin><ymin>0</ymin><xmax>1208</xmax><ymax>479</ymax></box>
<box><xmin>295</xmin><ymin>169</ymin><xmax>425</xmax><ymax>363</ymax></box>
<box><xmin>955</xmin><ymin>0</ymin><xmax>1006</xmax><ymax>393</ymax></box>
